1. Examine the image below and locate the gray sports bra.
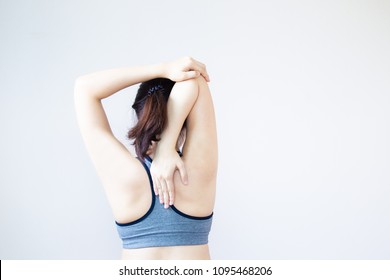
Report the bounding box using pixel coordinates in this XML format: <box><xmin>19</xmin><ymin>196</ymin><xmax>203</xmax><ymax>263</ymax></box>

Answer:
<box><xmin>115</xmin><ymin>155</ymin><xmax>213</xmax><ymax>249</ymax></box>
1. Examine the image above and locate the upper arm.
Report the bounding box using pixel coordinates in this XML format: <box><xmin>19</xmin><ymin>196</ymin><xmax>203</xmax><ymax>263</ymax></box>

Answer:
<box><xmin>73</xmin><ymin>80</ymin><xmax>141</xmax><ymax>189</ymax></box>
<box><xmin>181</xmin><ymin>76</ymin><xmax>218</xmax><ymax>178</ymax></box>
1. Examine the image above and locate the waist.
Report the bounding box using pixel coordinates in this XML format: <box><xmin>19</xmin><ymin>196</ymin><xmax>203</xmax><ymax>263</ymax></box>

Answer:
<box><xmin>121</xmin><ymin>244</ymin><xmax>210</xmax><ymax>260</ymax></box>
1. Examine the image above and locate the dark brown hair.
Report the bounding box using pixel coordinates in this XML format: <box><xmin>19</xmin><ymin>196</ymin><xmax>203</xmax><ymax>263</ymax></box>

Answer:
<box><xmin>128</xmin><ymin>78</ymin><xmax>176</xmax><ymax>159</ymax></box>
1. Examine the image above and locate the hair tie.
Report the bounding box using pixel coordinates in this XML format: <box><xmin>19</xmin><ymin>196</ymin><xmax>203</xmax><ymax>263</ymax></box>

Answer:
<box><xmin>147</xmin><ymin>85</ymin><xmax>163</xmax><ymax>96</ymax></box>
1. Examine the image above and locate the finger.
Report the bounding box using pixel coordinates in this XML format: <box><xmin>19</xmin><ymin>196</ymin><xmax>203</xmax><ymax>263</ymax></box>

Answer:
<box><xmin>183</xmin><ymin>71</ymin><xmax>200</xmax><ymax>80</ymax></box>
<box><xmin>160</xmin><ymin>179</ymin><xmax>169</xmax><ymax>208</ymax></box>
<box><xmin>152</xmin><ymin>175</ymin><xmax>158</xmax><ymax>195</ymax></box>
<box><xmin>198</xmin><ymin>69</ymin><xmax>210</xmax><ymax>82</ymax></box>
<box><xmin>182</xmin><ymin>57</ymin><xmax>210</xmax><ymax>81</ymax></box>
<box><xmin>192</xmin><ymin>61</ymin><xmax>210</xmax><ymax>82</ymax></box>
<box><xmin>177</xmin><ymin>161</ymin><xmax>188</xmax><ymax>185</ymax></box>
<box><xmin>166</xmin><ymin>178</ymin><xmax>174</xmax><ymax>205</ymax></box>
<box><xmin>157</xmin><ymin>179</ymin><xmax>163</xmax><ymax>203</ymax></box>
<box><xmin>158</xmin><ymin>177</ymin><xmax>166</xmax><ymax>203</ymax></box>
<box><xmin>163</xmin><ymin>192</ymin><xmax>169</xmax><ymax>208</ymax></box>
<box><xmin>202</xmin><ymin>67</ymin><xmax>210</xmax><ymax>82</ymax></box>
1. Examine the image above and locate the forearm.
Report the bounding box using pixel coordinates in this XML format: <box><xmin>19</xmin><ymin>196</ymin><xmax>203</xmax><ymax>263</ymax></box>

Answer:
<box><xmin>74</xmin><ymin>63</ymin><xmax>165</xmax><ymax>100</ymax></box>
<box><xmin>157</xmin><ymin>79</ymin><xmax>199</xmax><ymax>151</ymax></box>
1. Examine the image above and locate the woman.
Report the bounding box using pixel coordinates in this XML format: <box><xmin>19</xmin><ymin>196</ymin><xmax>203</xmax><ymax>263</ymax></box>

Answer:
<box><xmin>74</xmin><ymin>57</ymin><xmax>218</xmax><ymax>259</ymax></box>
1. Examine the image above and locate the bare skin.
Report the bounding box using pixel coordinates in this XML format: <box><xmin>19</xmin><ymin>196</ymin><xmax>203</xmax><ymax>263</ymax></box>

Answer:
<box><xmin>74</xmin><ymin>57</ymin><xmax>217</xmax><ymax>259</ymax></box>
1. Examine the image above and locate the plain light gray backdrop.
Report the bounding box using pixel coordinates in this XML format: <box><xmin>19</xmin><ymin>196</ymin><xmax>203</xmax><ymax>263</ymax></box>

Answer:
<box><xmin>1</xmin><ymin>0</ymin><xmax>389</xmax><ymax>259</ymax></box>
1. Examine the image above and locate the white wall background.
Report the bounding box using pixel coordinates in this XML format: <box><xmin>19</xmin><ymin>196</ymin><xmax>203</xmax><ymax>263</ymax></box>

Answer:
<box><xmin>1</xmin><ymin>0</ymin><xmax>389</xmax><ymax>259</ymax></box>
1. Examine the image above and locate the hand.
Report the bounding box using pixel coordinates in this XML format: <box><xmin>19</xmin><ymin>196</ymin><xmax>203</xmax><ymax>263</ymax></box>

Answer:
<box><xmin>150</xmin><ymin>149</ymin><xmax>188</xmax><ymax>209</ymax></box>
<box><xmin>162</xmin><ymin>56</ymin><xmax>210</xmax><ymax>83</ymax></box>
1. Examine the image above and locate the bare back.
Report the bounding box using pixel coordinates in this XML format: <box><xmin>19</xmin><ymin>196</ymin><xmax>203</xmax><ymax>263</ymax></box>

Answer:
<box><xmin>75</xmin><ymin>72</ymin><xmax>217</xmax><ymax>259</ymax></box>
<box><xmin>116</xmin><ymin>77</ymin><xmax>217</xmax><ymax>259</ymax></box>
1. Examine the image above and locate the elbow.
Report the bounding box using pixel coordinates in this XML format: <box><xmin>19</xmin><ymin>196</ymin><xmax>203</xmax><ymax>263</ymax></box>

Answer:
<box><xmin>74</xmin><ymin>76</ymin><xmax>87</xmax><ymax>92</ymax></box>
<box><xmin>74</xmin><ymin>76</ymin><xmax>93</xmax><ymax>99</ymax></box>
<box><xmin>172</xmin><ymin>78</ymin><xmax>199</xmax><ymax>100</ymax></box>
